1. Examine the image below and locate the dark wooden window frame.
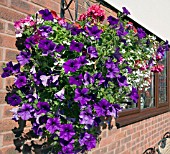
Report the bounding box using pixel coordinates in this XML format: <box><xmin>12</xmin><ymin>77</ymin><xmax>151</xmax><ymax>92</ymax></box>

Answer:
<box><xmin>116</xmin><ymin>51</ymin><xmax>170</xmax><ymax>128</ymax></box>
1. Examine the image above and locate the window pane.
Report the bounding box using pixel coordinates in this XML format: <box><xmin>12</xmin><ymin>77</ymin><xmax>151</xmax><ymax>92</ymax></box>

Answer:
<box><xmin>140</xmin><ymin>73</ymin><xmax>155</xmax><ymax>109</ymax></box>
<box><xmin>159</xmin><ymin>52</ymin><xmax>167</xmax><ymax>103</ymax></box>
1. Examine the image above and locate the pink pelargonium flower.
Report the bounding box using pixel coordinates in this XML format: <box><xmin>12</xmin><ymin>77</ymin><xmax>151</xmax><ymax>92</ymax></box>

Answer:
<box><xmin>78</xmin><ymin>13</ymin><xmax>87</xmax><ymax>21</ymax></box>
<box><xmin>87</xmin><ymin>4</ymin><xmax>106</xmax><ymax>22</ymax></box>
<box><xmin>151</xmin><ymin>64</ymin><xmax>164</xmax><ymax>73</ymax></box>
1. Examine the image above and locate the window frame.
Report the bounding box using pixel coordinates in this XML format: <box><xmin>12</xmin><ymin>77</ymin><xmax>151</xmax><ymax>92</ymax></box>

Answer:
<box><xmin>116</xmin><ymin>50</ymin><xmax>170</xmax><ymax>128</ymax></box>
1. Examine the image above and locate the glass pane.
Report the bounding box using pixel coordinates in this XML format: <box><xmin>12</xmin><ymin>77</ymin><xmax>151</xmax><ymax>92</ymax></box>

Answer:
<box><xmin>121</xmin><ymin>97</ymin><xmax>138</xmax><ymax>110</ymax></box>
<box><xmin>140</xmin><ymin>73</ymin><xmax>155</xmax><ymax>109</ymax></box>
<box><xmin>159</xmin><ymin>52</ymin><xmax>167</xmax><ymax>103</ymax></box>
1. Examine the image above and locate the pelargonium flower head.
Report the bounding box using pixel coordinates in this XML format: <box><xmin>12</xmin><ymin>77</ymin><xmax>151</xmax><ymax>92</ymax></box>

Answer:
<box><xmin>94</xmin><ymin>99</ymin><xmax>110</xmax><ymax>116</ymax></box>
<box><xmin>74</xmin><ymin>88</ymin><xmax>91</xmax><ymax>106</ymax></box>
<box><xmin>46</xmin><ymin>117</ymin><xmax>60</xmax><ymax>134</ymax></box>
<box><xmin>87</xmin><ymin>4</ymin><xmax>105</xmax><ymax>22</ymax></box>
<box><xmin>18</xmin><ymin>104</ymin><xmax>34</xmax><ymax>120</ymax></box>
<box><xmin>70</xmin><ymin>40</ymin><xmax>84</xmax><ymax>52</ymax></box>
<box><xmin>16</xmin><ymin>51</ymin><xmax>31</xmax><ymax>66</ymax></box>
<box><xmin>55</xmin><ymin>44</ymin><xmax>65</xmax><ymax>52</ymax></box>
<box><xmin>107</xmin><ymin>16</ymin><xmax>119</xmax><ymax>26</ymax></box>
<box><xmin>54</xmin><ymin>88</ymin><xmax>65</xmax><ymax>101</ymax></box>
<box><xmin>117</xmin><ymin>75</ymin><xmax>128</xmax><ymax>87</ymax></box>
<box><xmin>15</xmin><ymin>75</ymin><xmax>27</xmax><ymax>88</ymax></box>
<box><xmin>7</xmin><ymin>94</ymin><xmax>22</xmax><ymax>106</ymax></box>
<box><xmin>69</xmin><ymin>74</ymin><xmax>83</xmax><ymax>86</ymax></box>
<box><xmin>151</xmin><ymin>64</ymin><xmax>164</xmax><ymax>73</ymax></box>
<box><xmin>122</xmin><ymin>7</ymin><xmax>130</xmax><ymax>15</ymax></box>
<box><xmin>36</xmin><ymin>102</ymin><xmax>50</xmax><ymax>114</ymax></box>
<box><xmin>39</xmin><ymin>9</ymin><xmax>53</xmax><ymax>21</ymax></box>
<box><xmin>87</xmin><ymin>46</ymin><xmax>98</xmax><ymax>59</ymax></box>
<box><xmin>128</xmin><ymin>87</ymin><xmax>139</xmax><ymax>103</ymax></box>
<box><xmin>79</xmin><ymin>132</ymin><xmax>96</xmax><ymax>151</ymax></box>
<box><xmin>137</xmin><ymin>28</ymin><xmax>146</xmax><ymax>39</ymax></box>
<box><xmin>78</xmin><ymin>13</ymin><xmax>87</xmax><ymax>21</ymax></box>
<box><xmin>39</xmin><ymin>25</ymin><xmax>53</xmax><ymax>37</ymax></box>
<box><xmin>63</xmin><ymin>59</ymin><xmax>79</xmax><ymax>74</ymax></box>
<box><xmin>86</xmin><ymin>25</ymin><xmax>102</xmax><ymax>39</ymax></box>
<box><xmin>59</xmin><ymin>124</ymin><xmax>75</xmax><ymax>141</ymax></box>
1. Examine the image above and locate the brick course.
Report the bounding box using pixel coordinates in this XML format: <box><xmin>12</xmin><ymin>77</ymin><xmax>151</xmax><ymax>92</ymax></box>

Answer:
<box><xmin>0</xmin><ymin>0</ymin><xmax>169</xmax><ymax>154</ymax></box>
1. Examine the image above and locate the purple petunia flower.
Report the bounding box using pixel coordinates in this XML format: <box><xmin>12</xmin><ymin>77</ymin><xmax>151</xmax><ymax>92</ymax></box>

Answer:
<box><xmin>87</xmin><ymin>46</ymin><xmax>98</xmax><ymax>58</ymax></box>
<box><xmin>117</xmin><ymin>23</ymin><xmax>128</xmax><ymax>37</ymax></box>
<box><xmin>56</xmin><ymin>44</ymin><xmax>65</xmax><ymax>52</ymax></box>
<box><xmin>79</xmin><ymin>106</ymin><xmax>94</xmax><ymax>125</ymax></box>
<box><xmin>15</xmin><ymin>75</ymin><xmax>27</xmax><ymax>88</ymax></box>
<box><xmin>46</xmin><ymin>117</ymin><xmax>60</xmax><ymax>134</ymax></box>
<box><xmin>10</xmin><ymin>108</ymin><xmax>19</xmax><ymax>121</ymax></box>
<box><xmin>63</xmin><ymin>59</ymin><xmax>79</xmax><ymax>74</ymax></box>
<box><xmin>25</xmin><ymin>36</ymin><xmax>37</xmax><ymax>49</ymax></box>
<box><xmin>137</xmin><ymin>28</ymin><xmax>146</xmax><ymax>39</ymax></box>
<box><xmin>39</xmin><ymin>39</ymin><xmax>56</xmax><ymax>56</ymax></box>
<box><xmin>7</xmin><ymin>94</ymin><xmax>22</xmax><ymax>106</ymax></box>
<box><xmin>122</xmin><ymin>7</ymin><xmax>130</xmax><ymax>15</ymax></box>
<box><xmin>76</xmin><ymin>56</ymin><xmax>88</xmax><ymax>68</ymax></box>
<box><xmin>1</xmin><ymin>62</ymin><xmax>20</xmax><ymax>78</ymax></box>
<box><xmin>86</xmin><ymin>25</ymin><xmax>102</xmax><ymax>39</ymax></box>
<box><xmin>113</xmin><ymin>104</ymin><xmax>122</xmax><ymax>118</ymax></box>
<box><xmin>16</xmin><ymin>51</ymin><xmax>31</xmax><ymax>66</ymax></box>
<box><xmin>61</xmin><ymin>144</ymin><xmax>74</xmax><ymax>154</ymax></box>
<box><xmin>70</xmin><ymin>40</ymin><xmax>84</xmax><ymax>52</ymax></box>
<box><xmin>128</xmin><ymin>87</ymin><xmax>139</xmax><ymax>103</ymax></box>
<box><xmin>94</xmin><ymin>99</ymin><xmax>111</xmax><ymax>116</ymax></box>
<box><xmin>60</xmin><ymin>124</ymin><xmax>75</xmax><ymax>141</ymax></box>
<box><xmin>107</xmin><ymin>16</ymin><xmax>119</xmax><ymax>27</ymax></box>
<box><xmin>54</xmin><ymin>89</ymin><xmax>65</xmax><ymax>101</ymax></box>
<box><xmin>40</xmin><ymin>75</ymin><xmax>51</xmax><ymax>87</ymax></box>
<box><xmin>106</xmin><ymin>61</ymin><xmax>120</xmax><ymax>78</ymax></box>
<box><xmin>39</xmin><ymin>25</ymin><xmax>53</xmax><ymax>37</ymax></box>
<box><xmin>117</xmin><ymin>75</ymin><xmax>128</xmax><ymax>87</ymax></box>
<box><xmin>74</xmin><ymin>88</ymin><xmax>91</xmax><ymax>106</ymax></box>
<box><xmin>36</xmin><ymin>102</ymin><xmax>50</xmax><ymax>115</ymax></box>
<box><xmin>70</xmin><ymin>26</ymin><xmax>82</xmax><ymax>35</ymax></box>
<box><xmin>83</xmin><ymin>72</ymin><xmax>94</xmax><ymax>85</ymax></box>
<box><xmin>79</xmin><ymin>132</ymin><xmax>96</xmax><ymax>151</ymax></box>
<box><xmin>69</xmin><ymin>74</ymin><xmax>83</xmax><ymax>86</ymax></box>
<box><xmin>39</xmin><ymin>9</ymin><xmax>53</xmax><ymax>21</ymax></box>
<box><xmin>18</xmin><ymin>104</ymin><xmax>34</xmax><ymax>120</ymax></box>
<box><xmin>113</xmin><ymin>48</ymin><xmax>122</xmax><ymax>62</ymax></box>
<box><xmin>93</xmin><ymin>72</ymin><xmax>105</xmax><ymax>85</ymax></box>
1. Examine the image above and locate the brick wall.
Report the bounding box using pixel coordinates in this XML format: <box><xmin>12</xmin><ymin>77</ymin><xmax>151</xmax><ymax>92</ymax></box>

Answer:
<box><xmin>0</xmin><ymin>0</ymin><xmax>169</xmax><ymax>154</ymax></box>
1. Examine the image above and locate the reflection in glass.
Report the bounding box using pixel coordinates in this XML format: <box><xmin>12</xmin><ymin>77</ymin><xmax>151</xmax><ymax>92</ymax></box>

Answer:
<box><xmin>140</xmin><ymin>73</ymin><xmax>155</xmax><ymax>109</ymax></box>
<box><xmin>159</xmin><ymin>52</ymin><xmax>167</xmax><ymax>103</ymax></box>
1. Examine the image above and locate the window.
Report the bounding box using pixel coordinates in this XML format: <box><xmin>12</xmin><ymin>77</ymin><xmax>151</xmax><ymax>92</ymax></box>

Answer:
<box><xmin>116</xmin><ymin>51</ymin><xmax>170</xmax><ymax>128</ymax></box>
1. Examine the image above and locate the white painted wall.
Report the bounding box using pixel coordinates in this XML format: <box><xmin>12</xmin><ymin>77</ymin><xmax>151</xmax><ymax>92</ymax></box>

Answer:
<box><xmin>105</xmin><ymin>0</ymin><xmax>170</xmax><ymax>41</ymax></box>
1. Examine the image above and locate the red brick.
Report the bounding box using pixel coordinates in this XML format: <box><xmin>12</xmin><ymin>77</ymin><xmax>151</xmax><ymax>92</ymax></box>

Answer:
<box><xmin>2</xmin><ymin>105</ymin><xmax>13</xmax><ymax>118</ymax></box>
<box><xmin>11</xmin><ymin>0</ymin><xmax>43</xmax><ymax>15</ymax></box>
<box><xmin>6</xmin><ymin>23</ymin><xmax>15</xmax><ymax>35</ymax></box>
<box><xmin>5</xmin><ymin>77</ymin><xmax>14</xmax><ymax>88</ymax></box>
<box><xmin>0</xmin><ymin>48</ymin><xmax>4</xmax><ymax>61</ymax></box>
<box><xmin>0</xmin><ymin>145</ymin><xmax>18</xmax><ymax>154</ymax></box>
<box><xmin>0</xmin><ymin>77</ymin><xmax>4</xmax><ymax>90</ymax></box>
<box><xmin>0</xmin><ymin>92</ymin><xmax>6</xmax><ymax>105</ymax></box>
<box><xmin>0</xmin><ymin>20</ymin><xmax>5</xmax><ymax>33</ymax></box>
<box><xmin>100</xmin><ymin>136</ymin><xmax>113</xmax><ymax>147</ymax></box>
<box><xmin>2</xmin><ymin>131</ymin><xmax>15</xmax><ymax>146</ymax></box>
<box><xmin>0</xmin><ymin>34</ymin><xmax>16</xmax><ymax>49</ymax></box>
<box><xmin>0</xmin><ymin>118</ymin><xmax>18</xmax><ymax>133</ymax></box>
<box><xmin>32</xmin><ymin>0</ymin><xmax>60</xmax><ymax>13</ymax></box>
<box><xmin>0</xmin><ymin>5</ymin><xmax>26</xmax><ymax>22</ymax></box>
<box><xmin>0</xmin><ymin>62</ymin><xmax>4</xmax><ymax>74</ymax></box>
<box><xmin>5</xmin><ymin>49</ymin><xmax>19</xmax><ymax>62</ymax></box>
<box><xmin>0</xmin><ymin>0</ymin><xmax>7</xmax><ymax>6</ymax></box>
